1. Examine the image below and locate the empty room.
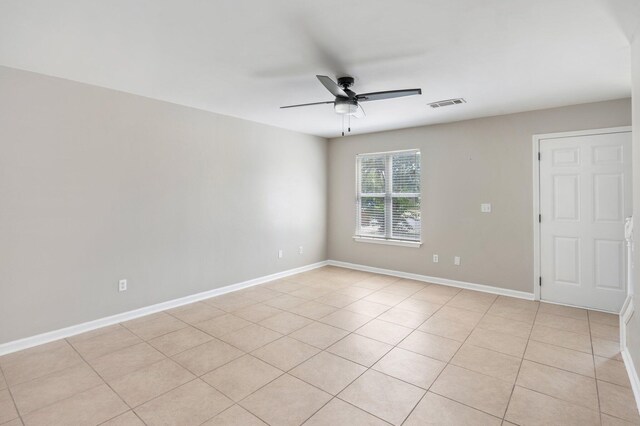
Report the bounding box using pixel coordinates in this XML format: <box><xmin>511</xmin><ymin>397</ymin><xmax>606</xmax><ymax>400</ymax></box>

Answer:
<box><xmin>2</xmin><ymin>1</ymin><xmax>640</xmax><ymax>425</ymax></box>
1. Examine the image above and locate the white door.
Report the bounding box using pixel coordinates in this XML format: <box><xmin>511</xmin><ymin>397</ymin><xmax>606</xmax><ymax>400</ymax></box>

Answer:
<box><xmin>539</xmin><ymin>130</ymin><xmax>632</xmax><ymax>312</ymax></box>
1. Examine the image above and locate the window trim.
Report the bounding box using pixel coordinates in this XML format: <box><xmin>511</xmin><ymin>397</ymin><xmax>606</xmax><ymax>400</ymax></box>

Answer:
<box><xmin>353</xmin><ymin>236</ymin><xmax>422</xmax><ymax>248</ymax></box>
<box><xmin>354</xmin><ymin>149</ymin><xmax>422</xmax><ymax>245</ymax></box>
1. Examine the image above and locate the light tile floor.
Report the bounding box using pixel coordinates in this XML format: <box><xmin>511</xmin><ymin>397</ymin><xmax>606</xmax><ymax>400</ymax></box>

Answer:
<box><xmin>0</xmin><ymin>266</ymin><xmax>636</xmax><ymax>425</ymax></box>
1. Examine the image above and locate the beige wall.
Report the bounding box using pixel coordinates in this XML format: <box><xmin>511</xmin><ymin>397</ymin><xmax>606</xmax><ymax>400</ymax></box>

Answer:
<box><xmin>328</xmin><ymin>99</ymin><xmax>631</xmax><ymax>293</ymax></box>
<box><xmin>0</xmin><ymin>66</ymin><xmax>327</xmax><ymax>344</ymax></box>
<box><xmin>629</xmin><ymin>34</ymin><xmax>640</xmax><ymax>378</ymax></box>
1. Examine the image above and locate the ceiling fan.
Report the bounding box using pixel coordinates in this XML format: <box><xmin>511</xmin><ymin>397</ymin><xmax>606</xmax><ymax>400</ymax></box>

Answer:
<box><xmin>280</xmin><ymin>75</ymin><xmax>422</xmax><ymax>120</ymax></box>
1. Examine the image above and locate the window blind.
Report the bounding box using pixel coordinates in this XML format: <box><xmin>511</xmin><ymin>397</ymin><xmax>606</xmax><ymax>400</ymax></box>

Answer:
<box><xmin>356</xmin><ymin>150</ymin><xmax>421</xmax><ymax>242</ymax></box>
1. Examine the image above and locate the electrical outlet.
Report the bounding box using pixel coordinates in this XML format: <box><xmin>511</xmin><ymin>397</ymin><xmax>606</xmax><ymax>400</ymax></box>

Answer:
<box><xmin>481</xmin><ymin>203</ymin><xmax>492</xmax><ymax>213</ymax></box>
<box><xmin>454</xmin><ymin>256</ymin><xmax>461</xmax><ymax>266</ymax></box>
<box><xmin>298</xmin><ymin>246</ymin><xmax>304</xmax><ymax>255</ymax></box>
<box><xmin>118</xmin><ymin>279</ymin><xmax>127</xmax><ymax>292</ymax></box>
<box><xmin>433</xmin><ymin>254</ymin><xmax>439</xmax><ymax>263</ymax></box>
<box><xmin>278</xmin><ymin>249</ymin><xmax>283</xmax><ymax>259</ymax></box>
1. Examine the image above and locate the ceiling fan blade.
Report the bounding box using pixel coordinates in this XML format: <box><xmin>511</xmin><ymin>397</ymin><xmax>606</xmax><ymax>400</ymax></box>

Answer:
<box><xmin>354</xmin><ymin>104</ymin><xmax>365</xmax><ymax>119</ymax></box>
<box><xmin>357</xmin><ymin>88</ymin><xmax>422</xmax><ymax>102</ymax></box>
<box><xmin>280</xmin><ymin>100</ymin><xmax>334</xmax><ymax>109</ymax></box>
<box><xmin>316</xmin><ymin>75</ymin><xmax>348</xmax><ymax>98</ymax></box>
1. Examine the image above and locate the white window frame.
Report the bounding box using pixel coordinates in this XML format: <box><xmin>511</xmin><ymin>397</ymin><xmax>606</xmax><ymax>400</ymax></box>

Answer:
<box><xmin>354</xmin><ymin>149</ymin><xmax>422</xmax><ymax>248</ymax></box>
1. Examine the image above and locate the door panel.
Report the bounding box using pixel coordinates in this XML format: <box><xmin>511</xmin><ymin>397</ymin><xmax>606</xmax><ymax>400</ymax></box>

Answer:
<box><xmin>552</xmin><ymin>148</ymin><xmax>580</xmax><ymax>166</ymax></box>
<box><xmin>553</xmin><ymin>175</ymin><xmax>580</xmax><ymax>220</ymax></box>
<box><xmin>593</xmin><ymin>174</ymin><xmax>623</xmax><ymax>222</ymax></box>
<box><xmin>540</xmin><ymin>131</ymin><xmax>631</xmax><ymax>312</ymax></box>
<box><xmin>553</xmin><ymin>237</ymin><xmax>580</xmax><ymax>284</ymax></box>
<box><xmin>592</xmin><ymin>145</ymin><xmax>622</xmax><ymax>164</ymax></box>
<box><xmin>594</xmin><ymin>239</ymin><xmax>623</xmax><ymax>290</ymax></box>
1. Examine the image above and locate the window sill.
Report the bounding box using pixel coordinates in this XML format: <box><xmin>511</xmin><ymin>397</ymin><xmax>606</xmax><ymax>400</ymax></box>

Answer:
<box><xmin>353</xmin><ymin>236</ymin><xmax>422</xmax><ymax>248</ymax></box>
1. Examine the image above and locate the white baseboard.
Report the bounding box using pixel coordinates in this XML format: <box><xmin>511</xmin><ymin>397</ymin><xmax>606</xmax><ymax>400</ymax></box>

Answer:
<box><xmin>621</xmin><ymin>294</ymin><xmax>634</xmax><ymax>349</ymax></box>
<box><xmin>621</xmin><ymin>348</ymin><xmax>640</xmax><ymax>416</ymax></box>
<box><xmin>0</xmin><ymin>261</ymin><xmax>328</xmax><ymax>356</ymax></box>
<box><xmin>327</xmin><ymin>260</ymin><xmax>535</xmax><ymax>300</ymax></box>
<box><xmin>620</xmin><ymin>295</ymin><xmax>640</xmax><ymax>415</ymax></box>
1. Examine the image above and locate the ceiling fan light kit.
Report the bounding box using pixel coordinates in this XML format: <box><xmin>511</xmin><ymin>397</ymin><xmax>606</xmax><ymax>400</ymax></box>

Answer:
<box><xmin>334</xmin><ymin>99</ymin><xmax>359</xmax><ymax>115</ymax></box>
<box><xmin>280</xmin><ymin>75</ymin><xmax>422</xmax><ymax>135</ymax></box>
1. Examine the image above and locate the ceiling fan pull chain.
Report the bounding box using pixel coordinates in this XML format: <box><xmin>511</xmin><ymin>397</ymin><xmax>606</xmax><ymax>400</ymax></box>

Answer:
<box><xmin>341</xmin><ymin>115</ymin><xmax>345</xmax><ymax>137</ymax></box>
<box><xmin>348</xmin><ymin>114</ymin><xmax>351</xmax><ymax>133</ymax></box>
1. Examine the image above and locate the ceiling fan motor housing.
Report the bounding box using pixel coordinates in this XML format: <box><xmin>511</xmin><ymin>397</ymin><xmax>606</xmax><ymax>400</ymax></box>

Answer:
<box><xmin>337</xmin><ymin>76</ymin><xmax>355</xmax><ymax>89</ymax></box>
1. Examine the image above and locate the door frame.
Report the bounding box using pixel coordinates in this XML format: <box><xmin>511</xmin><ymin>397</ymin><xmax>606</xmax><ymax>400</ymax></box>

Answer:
<box><xmin>532</xmin><ymin>126</ymin><xmax>632</xmax><ymax>303</ymax></box>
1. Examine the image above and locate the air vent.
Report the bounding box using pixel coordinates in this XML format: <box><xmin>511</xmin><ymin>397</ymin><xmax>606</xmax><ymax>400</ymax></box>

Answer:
<box><xmin>428</xmin><ymin>98</ymin><xmax>466</xmax><ymax>108</ymax></box>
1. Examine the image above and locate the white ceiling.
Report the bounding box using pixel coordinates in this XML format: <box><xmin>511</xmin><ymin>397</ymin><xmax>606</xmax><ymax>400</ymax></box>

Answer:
<box><xmin>1</xmin><ymin>0</ymin><xmax>639</xmax><ymax>138</ymax></box>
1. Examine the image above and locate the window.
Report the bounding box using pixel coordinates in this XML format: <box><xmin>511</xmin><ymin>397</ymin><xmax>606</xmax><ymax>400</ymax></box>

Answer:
<box><xmin>355</xmin><ymin>149</ymin><xmax>421</xmax><ymax>245</ymax></box>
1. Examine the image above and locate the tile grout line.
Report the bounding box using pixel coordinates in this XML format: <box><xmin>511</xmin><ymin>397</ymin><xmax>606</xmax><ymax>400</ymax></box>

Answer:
<box><xmin>119</xmin><ymin>271</ymin><xmax>379</xmax><ymax>405</ymax></box>
<box><xmin>294</xmin><ymin>305</ymin><xmax>420</xmax><ymax>423</ymax></box>
<box><xmin>527</xmin><ymin>335</ymin><xmax>599</xmax><ymax>356</ymax></box>
<box><xmin>503</xmin><ymin>359</ymin><xmax>615</xmax><ymax>415</ymax></box>
<box><xmin>213</xmin><ymin>273</ymin><xmax>420</xmax><ymax>424</ymax></box>
<box><xmin>291</xmin><ymin>283</ymin><xmax>547</xmax><ymax>423</ymax></box>
<box><xmin>196</xmin><ymin>274</ymin><xmax>386</xmax><ymax>354</ymax></box>
<box><xmin>193</xmin><ymin>372</ymin><xmax>282</xmax><ymax>426</ymax></box>
<box><xmin>284</xmin><ymin>282</ymin><xmax>409</xmax><ymax>424</ymax></box>
<box><xmin>14</xmin><ymin>363</ymin><xmax>126</xmax><ymax>423</ymax></box>
<box><xmin>88</xmin><ymin>335</ymin><xmax>209</xmax><ymax>402</ymax></box>
<box><xmin>522</xmin><ymin>331</ymin><xmax>623</xmax><ymax>380</ymax></box>
<box><xmin>0</xmin><ymin>362</ymin><xmax>25</xmax><ymax>426</ymax></box>
<box><xmin>400</xmin><ymin>292</ymin><xmax>500</xmax><ymax>424</ymax></box>
<box><xmin>501</xmin><ymin>297</ymin><xmax>541</xmax><ymax>423</ymax></box>
<box><xmin>526</xmin><ymin>308</ymin><xmax>628</xmax><ymax>418</ymax></box>
<box><xmin>224</xmin><ymin>271</ymin><xmax>389</xmax><ymax>425</ymax></box>
<box><xmin>518</xmin><ymin>358</ymin><xmax>597</xmax><ymax>385</ymax></box>
<box><xmin>327</xmin><ymin>398</ymin><xmax>394</xmax><ymax>425</ymax></box>
<box><xmin>193</xmin><ymin>270</ymin><xmax>390</xmax><ymax>424</ymax></box>
<box><xmin>121</xmin><ymin>315</ymin><xmax>191</xmax><ymax>346</ymax></box>
<box><xmin>97</xmin><ymin>404</ymin><xmax>148</xmax><ymax>425</ymax></box>
<box><xmin>5</xmin><ymin>323</ymin><xmax>205</xmax><ymax>399</ymax></box>
<box><xmin>68</xmin><ymin>324</ymin><xmax>145</xmax><ymax>359</ymax></box>
<box><xmin>162</xmin><ymin>310</ymin><xmax>288</xmax><ymax>360</ymax></box>
<box><xmin>125</xmin><ymin>377</ymin><xmax>203</xmax><ymax>422</ymax></box>
<box><xmin>5</xmin><ymin>340</ymin><xmax>135</xmax><ymax>423</ymax></box>
<box><xmin>67</xmin><ymin>321</ymin><xmax>251</xmax><ymax>424</ymax></box>
<box><xmin>588</xmin><ymin>310</ymin><xmax>603</xmax><ymax>425</ymax></box>
<box><xmin>196</xmin><ymin>405</ymin><xmax>236</xmax><ymax>426</ymax></box>
<box><xmin>65</xmin><ymin>337</ymin><xmax>136</xmax><ymax>418</ymax></box>
<box><xmin>513</xmin><ymin>305</ymin><xmax>627</xmax><ymax>421</ymax></box>
<box><xmin>422</xmin><ymin>293</ymin><xmax>525</xmax><ymax>421</ymax></box>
